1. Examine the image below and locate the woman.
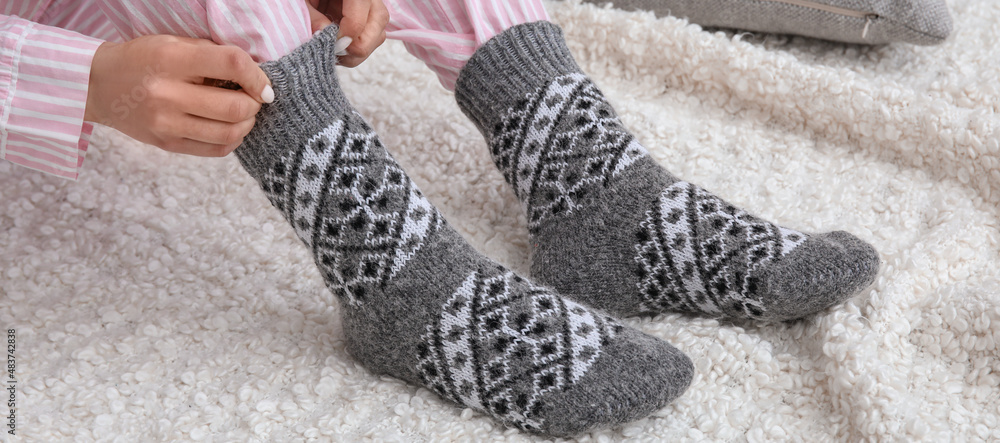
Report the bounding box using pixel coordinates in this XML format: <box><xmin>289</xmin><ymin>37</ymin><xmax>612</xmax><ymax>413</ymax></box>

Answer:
<box><xmin>0</xmin><ymin>0</ymin><xmax>878</xmax><ymax>436</ymax></box>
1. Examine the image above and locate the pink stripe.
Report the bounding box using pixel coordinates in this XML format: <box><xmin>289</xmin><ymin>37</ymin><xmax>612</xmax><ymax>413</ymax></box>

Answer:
<box><xmin>15</xmin><ymin>77</ymin><xmax>89</xmax><ymax>99</ymax></box>
<box><xmin>386</xmin><ymin>7</ymin><xmax>429</xmax><ymax>34</ymax></box>
<box><xmin>485</xmin><ymin>2</ymin><xmax>505</xmax><ymax>42</ymax></box>
<box><xmin>39</xmin><ymin>1</ymin><xmax>87</xmax><ymax>28</ymax></box>
<box><xmin>429</xmin><ymin>1</ymin><xmax>467</xmax><ymax>34</ymax></box>
<box><xmin>5</xmin><ymin>129</ymin><xmax>79</xmax><ymax>157</ymax></box>
<box><xmin>61</xmin><ymin>7</ymin><xmax>109</xmax><ymax>38</ymax></box>
<box><xmin>1</xmin><ymin>2</ymin><xmax>41</xmax><ymax>20</ymax></box>
<box><xmin>0</xmin><ymin>21</ymin><xmax>26</xmax><ymax>36</ymax></box>
<box><xmin>166</xmin><ymin>1</ymin><xmax>211</xmax><ymax>40</ymax></box>
<box><xmin>472</xmin><ymin>1</ymin><xmax>499</xmax><ymax>43</ymax></box>
<box><xmin>94</xmin><ymin>3</ymin><xmax>134</xmax><ymax>40</ymax></box>
<box><xmin>441</xmin><ymin>2</ymin><xmax>473</xmax><ymax>34</ymax></box>
<box><xmin>19</xmin><ymin>44</ymin><xmax>94</xmax><ymax>66</ymax></box>
<box><xmin>144</xmin><ymin>1</ymin><xmax>202</xmax><ymax>38</ymax></box>
<box><xmin>249</xmin><ymin>4</ymin><xmax>287</xmax><ymax>60</ymax></box>
<box><xmin>4</xmin><ymin>150</ymin><xmax>77</xmax><ymax>179</ymax></box>
<box><xmin>255</xmin><ymin>1</ymin><xmax>312</xmax><ymax>60</ymax></box>
<box><xmin>13</xmin><ymin>96</ymin><xmax>83</xmax><ymax>119</ymax></box>
<box><xmin>15</xmin><ymin>82</ymin><xmax>90</xmax><ymax>120</ymax></box>
<box><xmin>8</xmin><ymin>111</ymin><xmax>82</xmax><ymax>136</ymax></box>
<box><xmin>6</xmin><ymin>141</ymin><xmax>79</xmax><ymax>168</ymax></box>
<box><xmin>29</xmin><ymin>28</ymin><xmax>105</xmax><ymax>49</ymax></box>
<box><xmin>87</xmin><ymin>20</ymin><xmax>118</xmax><ymax>41</ymax></box>
<box><xmin>205</xmin><ymin>3</ymin><xmax>262</xmax><ymax>61</ymax></box>
<box><xmin>262</xmin><ymin>3</ymin><xmax>299</xmax><ymax>54</ymax></box>
<box><xmin>17</xmin><ymin>61</ymin><xmax>90</xmax><ymax>85</ymax></box>
<box><xmin>250</xmin><ymin>2</ymin><xmax>304</xmax><ymax>61</ymax></box>
<box><xmin>115</xmin><ymin>2</ymin><xmax>170</xmax><ymax>37</ymax></box>
<box><xmin>226</xmin><ymin>3</ymin><xmax>280</xmax><ymax>60</ymax></box>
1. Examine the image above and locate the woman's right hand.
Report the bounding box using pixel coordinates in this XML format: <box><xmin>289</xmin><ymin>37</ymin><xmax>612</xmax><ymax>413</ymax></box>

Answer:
<box><xmin>84</xmin><ymin>35</ymin><xmax>273</xmax><ymax>157</ymax></box>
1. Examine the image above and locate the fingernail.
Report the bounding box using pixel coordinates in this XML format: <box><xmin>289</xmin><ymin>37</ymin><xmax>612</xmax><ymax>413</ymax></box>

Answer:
<box><xmin>334</xmin><ymin>37</ymin><xmax>352</xmax><ymax>56</ymax></box>
<box><xmin>261</xmin><ymin>85</ymin><xmax>275</xmax><ymax>104</ymax></box>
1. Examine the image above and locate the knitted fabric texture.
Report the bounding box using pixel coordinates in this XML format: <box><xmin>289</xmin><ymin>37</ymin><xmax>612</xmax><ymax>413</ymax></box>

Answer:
<box><xmin>235</xmin><ymin>25</ymin><xmax>694</xmax><ymax>437</ymax></box>
<box><xmin>579</xmin><ymin>0</ymin><xmax>952</xmax><ymax>45</ymax></box>
<box><xmin>455</xmin><ymin>21</ymin><xmax>881</xmax><ymax>321</ymax></box>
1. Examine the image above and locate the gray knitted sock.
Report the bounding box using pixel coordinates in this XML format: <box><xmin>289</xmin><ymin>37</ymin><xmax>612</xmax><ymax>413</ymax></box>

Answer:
<box><xmin>235</xmin><ymin>26</ymin><xmax>693</xmax><ymax>437</ymax></box>
<box><xmin>455</xmin><ymin>22</ymin><xmax>880</xmax><ymax>322</ymax></box>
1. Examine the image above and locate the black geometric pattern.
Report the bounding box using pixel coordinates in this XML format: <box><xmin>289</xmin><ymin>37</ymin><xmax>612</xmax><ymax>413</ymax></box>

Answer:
<box><xmin>634</xmin><ymin>181</ymin><xmax>807</xmax><ymax>318</ymax></box>
<box><xmin>415</xmin><ymin>270</ymin><xmax>622</xmax><ymax>431</ymax></box>
<box><xmin>489</xmin><ymin>73</ymin><xmax>647</xmax><ymax>232</ymax></box>
<box><xmin>257</xmin><ymin>114</ymin><xmax>441</xmax><ymax>305</ymax></box>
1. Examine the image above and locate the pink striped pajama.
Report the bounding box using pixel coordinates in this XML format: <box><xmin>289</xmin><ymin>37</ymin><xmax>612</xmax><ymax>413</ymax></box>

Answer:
<box><xmin>0</xmin><ymin>0</ymin><xmax>548</xmax><ymax>180</ymax></box>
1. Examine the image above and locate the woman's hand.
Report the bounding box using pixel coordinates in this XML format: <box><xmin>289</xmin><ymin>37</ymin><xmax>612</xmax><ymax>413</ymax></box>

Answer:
<box><xmin>307</xmin><ymin>0</ymin><xmax>390</xmax><ymax>67</ymax></box>
<box><xmin>84</xmin><ymin>35</ymin><xmax>273</xmax><ymax>157</ymax></box>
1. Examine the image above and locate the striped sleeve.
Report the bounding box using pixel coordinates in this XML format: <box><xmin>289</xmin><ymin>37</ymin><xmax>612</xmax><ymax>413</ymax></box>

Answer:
<box><xmin>0</xmin><ymin>14</ymin><xmax>103</xmax><ymax>180</ymax></box>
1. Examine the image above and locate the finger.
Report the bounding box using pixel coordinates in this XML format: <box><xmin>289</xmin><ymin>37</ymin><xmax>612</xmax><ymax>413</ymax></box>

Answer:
<box><xmin>339</xmin><ymin>29</ymin><xmax>386</xmax><ymax>68</ymax></box>
<box><xmin>168</xmin><ymin>113</ymin><xmax>256</xmax><ymax>147</ymax></box>
<box><xmin>174</xmin><ymin>83</ymin><xmax>262</xmax><ymax>123</ymax></box>
<box><xmin>188</xmin><ymin>44</ymin><xmax>273</xmax><ymax>104</ymax></box>
<box><xmin>339</xmin><ymin>2</ymin><xmax>389</xmax><ymax>67</ymax></box>
<box><xmin>306</xmin><ymin>2</ymin><xmax>333</xmax><ymax>34</ymax></box>
<box><xmin>337</xmin><ymin>0</ymin><xmax>371</xmax><ymax>40</ymax></box>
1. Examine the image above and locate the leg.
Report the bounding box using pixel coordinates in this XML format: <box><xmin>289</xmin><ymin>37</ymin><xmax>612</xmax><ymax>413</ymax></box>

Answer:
<box><xmin>384</xmin><ymin>0</ymin><xmax>549</xmax><ymax>90</ymax></box>
<box><xmin>84</xmin><ymin>1</ymin><xmax>695</xmax><ymax>434</ymax></box>
<box><xmin>454</xmin><ymin>21</ymin><xmax>881</xmax><ymax>322</ymax></box>
<box><xmin>235</xmin><ymin>26</ymin><xmax>692</xmax><ymax>437</ymax></box>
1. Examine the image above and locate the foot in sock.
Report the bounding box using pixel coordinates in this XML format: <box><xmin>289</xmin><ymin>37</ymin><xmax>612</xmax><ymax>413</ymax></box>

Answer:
<box><xmin>235</xmin><ymin>26</ymin><xmax>693</xmax><ymax>437</ymax></box>
<box><xmin>455</xmin><ymin>22</ymin><xmax>881</xmax><ymax>322</ymax></box>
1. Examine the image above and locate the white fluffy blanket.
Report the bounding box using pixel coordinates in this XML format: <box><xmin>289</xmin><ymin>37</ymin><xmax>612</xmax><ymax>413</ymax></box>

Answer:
<box><xmin>3</xmin><ymin>0</ymin><xmax>999</xmax><ymax>441</ymax></box>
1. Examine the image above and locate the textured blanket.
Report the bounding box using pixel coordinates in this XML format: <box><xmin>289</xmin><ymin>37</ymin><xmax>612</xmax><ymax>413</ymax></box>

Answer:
<box><xmin>2</xmin><ymin>0</ymin><xmax>998</xmax><ymax>440</ymax></box>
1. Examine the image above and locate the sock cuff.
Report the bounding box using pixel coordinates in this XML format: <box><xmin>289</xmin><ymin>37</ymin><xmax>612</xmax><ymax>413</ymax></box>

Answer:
<box><xmin>237</xmin><ymin>25</ymin><xmax>348</xmax><ymax>179</ymax></box>
<box><xmin>455</xmin><ymin>21</ymin><xmax>582</xmax><ymax>136</ymax></box>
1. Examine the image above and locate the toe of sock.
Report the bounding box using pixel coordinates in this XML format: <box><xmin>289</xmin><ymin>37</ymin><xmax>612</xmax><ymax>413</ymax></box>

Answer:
<box><xmin>531</xmin><ymin>330</ymin><xmax>693</xmax><ymax>438</ymax></box>
<box><xmin>758</xmin><ymin>230</ymin><xmax>881</xmax><ymax>322</ymax></box>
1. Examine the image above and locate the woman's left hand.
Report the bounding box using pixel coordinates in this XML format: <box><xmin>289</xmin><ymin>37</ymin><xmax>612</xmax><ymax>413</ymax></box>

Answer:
<box><xmin>306</xmin><ymin>0</ymin><xmax>390</xmax><ymax>67</ymax></box>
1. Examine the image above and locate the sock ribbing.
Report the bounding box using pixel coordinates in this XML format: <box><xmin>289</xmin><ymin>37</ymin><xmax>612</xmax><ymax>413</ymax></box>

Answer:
<box><xmin>456</xmin><ymin>21</ymin><xmax>582</xmax><ymax>138</ymax></box>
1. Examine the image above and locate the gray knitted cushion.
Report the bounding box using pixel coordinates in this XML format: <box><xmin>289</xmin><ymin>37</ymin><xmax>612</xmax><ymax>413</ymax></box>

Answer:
<box><xmin>580</xmin><ymin>0</ymin><xmax>952</xmax><ymax>45</ymax></box>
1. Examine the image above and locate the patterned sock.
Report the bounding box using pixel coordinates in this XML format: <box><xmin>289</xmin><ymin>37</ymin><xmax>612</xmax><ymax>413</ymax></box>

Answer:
<box><xmin>235</xmin><ymin>26</ymin><xmax>693</xmax><ymax>437</ymax></box>
<box><xmin>455</xmin><ymin>22</ymin><xmax>881</xmax><ymax>322</ymax></box>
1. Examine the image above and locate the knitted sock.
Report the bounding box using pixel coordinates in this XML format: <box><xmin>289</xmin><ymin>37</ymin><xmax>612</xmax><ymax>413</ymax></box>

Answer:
<box><xmin>455</xmin><ymin>22</ymin><xmax>880</xmax><ymax>322</ymax></box>
<box><xmin>235</xmin><ymin>26</ymin><xmax>693</xmax><ymax>437</ymax></box>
